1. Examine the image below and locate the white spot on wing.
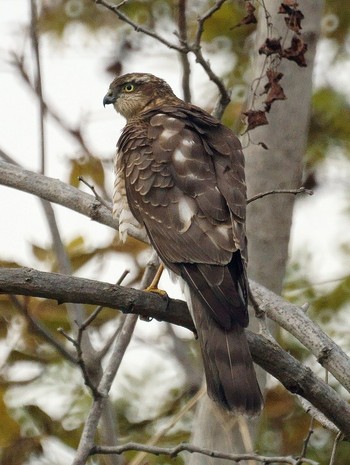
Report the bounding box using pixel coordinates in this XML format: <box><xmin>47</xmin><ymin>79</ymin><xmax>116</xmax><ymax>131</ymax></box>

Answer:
<box><xmin>181</xmin><ymin>138</ymin><xmax>194</xmax><ymax>148</ymax></box>
<box><xmin>160</xmin><ymin>128</ymin><xmax>179</xmax><ymax>140</ymax></box>
<box><xmin>173</xmin><ymin>149</ymin><xmax>186</xmax><ymax>164</ymax></box>
<box><xmin>178</xmin><ymin>197</ymin><xmax>195</xmax><ymax>232</ymax></box>
<box><xmin>216</xmin><ymin>225</ymin><xmax>231</xmax><ymax>239</ymax></box>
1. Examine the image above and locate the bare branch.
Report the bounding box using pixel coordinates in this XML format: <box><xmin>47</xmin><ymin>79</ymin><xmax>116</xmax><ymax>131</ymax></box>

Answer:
<box><xmin>95</xmin><ymin>0</ymin><xmax>231</xmax><ymax>118</ymax></box>
<box><xmin>79</xmin><ymin>176</ymin><xmax>112</xmax><ymax>211</ymax></box>
<box><xmin>249</xmin><ymin>280</ymin><xmax>350</xmax><ymax>394</ymax></box>
<box><xmin>194</xmin><ymin>0</ymin><xmax>228</xmax><ymax>48</ymax></box>
<box><xmin>10</xmin><ymin>53</ymin><xmax>94</xmax><ymax>158</ymax></box>
<box><xmin>248</xmin><ymin>331</ymin><xmax>350</xmax><ymax>440</ymax></box>
<box><xmin>0</xmin><ymin>267</ymin><xmax>191</xmax><ymax>331</ymax></box>
<box><xmin>298</xmin><ymin>398</ymin><xmax>339</xmax><ymax>434</ymax></box>
<box><xmin>177</xmin><ymin>0</ymin><xmax>192</xmax><ymax>102</ymax></box>
<box><xmin>9</xmin><ymin>295</ymin><xmax>77</xmax><ymax>364</ymax></box>
<box><xmin>1</xmin><ymin>267</ymin><xmax>350</xmax><ymax>439</ymax></box>
<box><xmin>91</xmin><ymin>441</ymin><xmax>319</xmax><ymax>464</ymax></box>
<box><xmin>29</xmin><ymin>0</ymin><xmax>45</xmax><ymax>174</ymax></box>
<box><xmin>95</xmin><ymin>0</ymin><xmax>184</xmax><ymax>52</ymax></box>
<box><xmin>72</xmin><ymin>262</ymin><xmax>164</xmax><ymax>465</ymax></box>
<box><xmin>247</xmin><ymin>187</ymin><xmax>313</xmax><ymax>204</ymax></box>
<box><xmin>0</xmin><ymin>160</ymin><xmax>148</xmax><ymax>243</ymax></box>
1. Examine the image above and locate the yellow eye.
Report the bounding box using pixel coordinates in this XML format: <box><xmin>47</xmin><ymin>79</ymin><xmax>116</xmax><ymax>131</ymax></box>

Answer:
<box><xmin>123</xmin><ymin>83</ymin><xmax>135</xmax><ymax>93</ymax></box>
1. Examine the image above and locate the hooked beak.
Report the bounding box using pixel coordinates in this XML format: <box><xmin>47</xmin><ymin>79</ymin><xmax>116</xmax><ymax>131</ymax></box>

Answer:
<box><xmin>103</xmin><ymin>91</ymin><xmax>116</xmax><ymax>107</ymax></box>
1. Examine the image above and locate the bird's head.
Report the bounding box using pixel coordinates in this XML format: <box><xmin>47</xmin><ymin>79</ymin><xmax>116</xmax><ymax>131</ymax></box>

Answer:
<box><xmin>103</xmin><ymin>73</ymin><xmax>178</xmax><ymax>121</ymax></box>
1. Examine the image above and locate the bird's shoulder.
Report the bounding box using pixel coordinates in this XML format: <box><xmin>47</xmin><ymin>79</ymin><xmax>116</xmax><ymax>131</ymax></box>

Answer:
<box><xmin>118</xmin><ymin>103</ymin><xmax>242</xmax><ymax>159</ymax></box>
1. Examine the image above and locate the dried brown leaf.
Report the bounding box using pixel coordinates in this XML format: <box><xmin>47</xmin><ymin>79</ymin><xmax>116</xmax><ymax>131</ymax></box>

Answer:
<box><xmin>282</xmin><ymin>35</ymin><xmax>307</xmax><ymax>66</ymax></box>
<box><xmin>263</xmin><ymin>69</ymin><xmax>287</xmax><ymax>111</ymax></box>
<box><xmin>232</xmin><ymin>2</ymin><xmax>257</xmax><ymax>28</ymax></box>
<box><xmin>243</xmin><ymin>110</ymin><xmax>269</xmax><ymax>131</ymax></box>
<box><xmin>279</xmin><ymin>3</ymin><xmax>304</xmax><ymax>34</ymax></box>
<box><xmin>258</xmin><ymin>37</ymin><xmax>282</xmax><ymax>56</ymax></box>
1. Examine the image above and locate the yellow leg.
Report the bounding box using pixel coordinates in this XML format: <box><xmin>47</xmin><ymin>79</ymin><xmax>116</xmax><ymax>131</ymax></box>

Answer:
<box><xmin>144</xmin><ymin>264</ymin><xmax>167</xmax><ymax>296</ymax></box>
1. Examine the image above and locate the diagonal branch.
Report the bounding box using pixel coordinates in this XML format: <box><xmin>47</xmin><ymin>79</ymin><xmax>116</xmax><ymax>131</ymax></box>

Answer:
<box><xmin>95</xmin><ymin>0</ymin><xmax>231</xmax><ymax>117</ymax></box>
<box><xmin>95</xmin><ymin>0</ymin><xmax>185</xmax><ymax>52</ymax></box>
<box><xmin>249</xmin><ymin>280</ymin><xmax>350</xmax><ymax>394</ymax></box>
<box><xmin>1</xmin><ymin>267</ymin><xmax>350</xmax><ymax>439</ymax></box>
<box><xmin>0</xmin><ymin>159</ymin><xmax>148</xmax><ymax>243</ymax></box>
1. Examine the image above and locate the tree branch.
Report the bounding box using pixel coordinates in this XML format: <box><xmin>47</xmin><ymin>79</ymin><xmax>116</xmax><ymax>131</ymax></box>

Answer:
<box><xmin>72</xmin><ymin>261</ymin><xmax>164</xmax><ymax>465</ymax></box>
<box><xmin>0</xmin><ymin>159</ymin><xmax>148</xmax><ymax>243</ymax></box>
<box><xmin>0</xmin><ymin>160</ymin><xmax>146</xmax><ymax>242</ymax></box>
<box><xmin>11</xmin><ymin>53</ymin><xmax>94</xmax><ymax>158</ymax></box>
<box><xmin>91</xmin><ymin>441</ymin><xmax>319</xmax><ymax>465</ymax></box>
<box><xmin>1</xmin><ymin>267</ymin><xmax>350</xmax><ymax>439</ymax></box>
<box><xmin>0</xmin><ymin>267</ymin><xmax>192</xmax><ymax>331</ymax></box>
<box><xmin>249</xmin><ymin>280</ymin><xmax>350</xmax><ymax>394</ymax></box>
<box><xmin>95</xmin><ymin>0</ymin><xmax>231</xmax><ymax>117</ymax></box>
<box><xmin>247</xmin><ymin>187</ymin><xmax>313</xmax><ymax>204</ymax></box>
<box><xmin>177</xmin><ymin>0</ymin><xmax>191</xmax><ymax>103</ymax></box>
<box><xmin>95</xmin><ymin>0</ymin><xmax>184</xmax><ymax>52</ymax></box>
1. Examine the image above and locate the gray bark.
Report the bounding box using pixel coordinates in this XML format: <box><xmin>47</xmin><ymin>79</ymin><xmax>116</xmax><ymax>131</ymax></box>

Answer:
<box><xmin>245</xmin><ymin>0</ymin><xmax>324</xmax><ymax>293</ymax></box>
<box><xmin>189</xmin><ymin>2</ymin><xmax>324</xmax><ymax>463</ymax></box>
<box><xmin>1</xmin><ymin>267</ymin><xmax>350</xmax><ymax>439</ymax></box>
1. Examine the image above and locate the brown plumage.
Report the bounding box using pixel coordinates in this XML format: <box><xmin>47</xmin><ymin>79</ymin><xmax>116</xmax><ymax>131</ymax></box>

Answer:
<box><xmin>104</xmin><ymin>73</ymin><xmax>263</xmax><ymax>415</ymax></box>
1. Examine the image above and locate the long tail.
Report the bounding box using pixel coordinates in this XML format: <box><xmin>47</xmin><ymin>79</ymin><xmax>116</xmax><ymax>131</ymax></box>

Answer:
<box><xmin>190</xmin><ymin>291</ymin><xmax>263</xmax><ymax>416</ymax></box>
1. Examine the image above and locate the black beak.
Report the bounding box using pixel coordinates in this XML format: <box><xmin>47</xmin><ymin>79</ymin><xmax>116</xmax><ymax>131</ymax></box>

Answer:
<box><xmin>103</xmin><ymin>91</ymin><xmax>116</xmax><ymax>107</ymax></box>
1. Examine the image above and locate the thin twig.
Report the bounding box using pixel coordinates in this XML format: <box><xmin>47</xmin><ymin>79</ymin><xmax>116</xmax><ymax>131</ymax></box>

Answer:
<box><xmin>194</xmin><ymin>0</ymin><xmax>228</xmax><ymax>48</ymax></box>
<box><xmin>9</xmin><ymin>295</ymin><xmax>77</xmax><ymax>364</ymax></box>
<box><xmin>193</xmin><ymin>0</ymin><xmax>231</xmax><ymax>115</ymax></box>
<box><xmin>329</xmin><ymin>432</ymin><xmax>343</xmax><ymax>465</ymax></box>
<box><xmin>177</xmin><ymin>0</ymin><xmax>191</xmax><ymax>102</ymax></box>
<box><xmin>130</xmin><ymin>387</ymin><xmax>205</xmax><ymax>465</ymax></box>
<box><xmin>298</xmin><ymin>398</ymin><xmax>339</xmax><ymax>434</ymax></box>
<box><xmin>10</xmin><ymin>53</ymin><xmax>94</xmax><ymax>158</ymax></box>
<box><xmin>95</xmin><ymin>0</ymin><xmax>184</xmax><ymax>52</ymax></box>
<box><xmin>30</xmin><ymin>0</ymin><xmax>45</xmax><ymax>174</ymax></box>
<box><xmin>91</xmin><ymin>441</ymin><xmax>319</xmax><ymax>464</ymax></box>
<box><xmin>247</xmin><ymin>187</ymin><xmax>313</xmax><ymax>204</ymax></box>
<box><xmin>96</xmin><ymin>0</ymin><xmax>231</xmax><ymax>117</ymax></box>
<box><xmin>79</xmin><ymin>176</ymin><xmax>112</xmax><ymax>211</ymax></box>
<box><xmin>296</xmin><ymin>417</ymin><xmax>314</xmax><ymax>465</ymax></box>
<box><xmin>58</xmin><ymin>327</ymin><xmax>101</xmax><ymax>396</ymax></box>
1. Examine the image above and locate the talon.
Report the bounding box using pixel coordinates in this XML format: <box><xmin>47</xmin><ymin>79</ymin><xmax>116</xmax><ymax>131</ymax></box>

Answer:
<box><xmin>144</xmin><ymin>286</ymin><xmax>168</xmax><ymax>298</ymax></box>
<box><xmin>144</xmin><ymin>264</ymin><xmax>166</xmax><ymax>297</ymax></box>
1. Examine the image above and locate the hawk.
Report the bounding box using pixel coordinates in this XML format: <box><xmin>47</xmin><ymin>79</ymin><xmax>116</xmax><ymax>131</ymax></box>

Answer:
<box><xmin>103</xmin><ymin>73</ymin><xmax>263</xmax><ymax>415</ymax></box>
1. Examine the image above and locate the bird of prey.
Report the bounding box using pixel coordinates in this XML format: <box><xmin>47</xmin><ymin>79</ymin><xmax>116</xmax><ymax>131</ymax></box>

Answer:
<box><xmin>103</xmin><ymin>73</ymin><xmax>263</xmax><ymax>415</ymax></box>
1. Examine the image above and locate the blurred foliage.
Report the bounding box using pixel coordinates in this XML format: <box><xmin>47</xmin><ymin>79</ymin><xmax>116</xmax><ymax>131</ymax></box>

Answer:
<box><xmin>1</xmin><ymin>0</ymin><xmax>350</xmax><ymax>464</ymax></box>
<box><xmin>307</xmin><ymin>88</ymin><xmax>350</xmax><ymax>167</ymax></box>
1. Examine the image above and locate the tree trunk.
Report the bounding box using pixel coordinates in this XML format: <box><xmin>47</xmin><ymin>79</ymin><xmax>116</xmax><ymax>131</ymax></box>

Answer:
<box><xmin>188</xmin><ymin>1</ymin><xmax>323</xmax><ymax>463</ymax></box>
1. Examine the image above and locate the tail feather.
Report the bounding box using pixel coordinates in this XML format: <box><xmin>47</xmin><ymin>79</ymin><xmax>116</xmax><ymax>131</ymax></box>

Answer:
<box><xmin>190</xmin><ymin>291</ymin><xmax>263</xmax><ymax>415</ymax></box>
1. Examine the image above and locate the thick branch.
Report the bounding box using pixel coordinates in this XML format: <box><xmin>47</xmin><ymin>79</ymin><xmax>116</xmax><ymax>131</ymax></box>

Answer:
<box><xmin>247</xmin><ymin>331</ymin><xmax>350</xmax><ymax>439</ymax></box>
<box><xmin>0</xmin><ymin>160</ymin><xmax>148</xmax><ymax>242</ymax></box>
<box><xmin>1</xmin><ymin>161</ymin><xmax>349</xmax><ymax>395</ymax></box>
<box><xmin>1</xmin><ymin>267</ymin><xmax>350</xmax><ymax>439</ymax></box>
<box><xmin>0</xmin><ymin>267</ymin><xmax>192</xmax><ymax>331</ymax></box>
<box><xmin>0</xmin><ymin>160</ymin><xmax>139</xmax><ymax>243</ymax></box>
<box><xmin>249</xmin><ymin>280</ymin><xmax>350</xmax><ymax>394</ymax></box>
